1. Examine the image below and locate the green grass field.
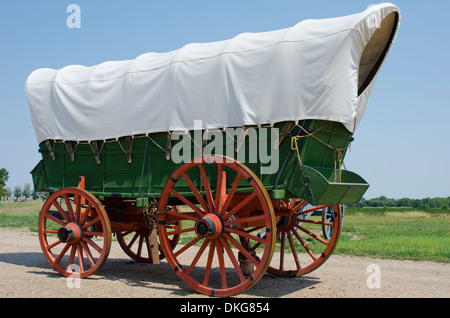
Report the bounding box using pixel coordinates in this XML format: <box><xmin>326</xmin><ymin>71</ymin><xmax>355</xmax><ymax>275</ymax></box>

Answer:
<box><xmin>336</xmin><ymin>209</ymin><xmax>449</xmax><ymax>263</ymax></box>
<box><xmin>0</xmin><ymin>200</ymin><xmax>42</xmax><ymax>231</ymax></box>
<box><xmin>1</xmin><ymin>200</ymin><xmax>448</xmax><ymax>263</ymax></box>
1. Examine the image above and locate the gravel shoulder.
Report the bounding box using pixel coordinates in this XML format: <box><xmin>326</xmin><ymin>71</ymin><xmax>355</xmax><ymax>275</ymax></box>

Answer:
<box><xmin>0</xmin><ymin>228</ymin><xmax>449</xmax><ymax>299</ymax></box>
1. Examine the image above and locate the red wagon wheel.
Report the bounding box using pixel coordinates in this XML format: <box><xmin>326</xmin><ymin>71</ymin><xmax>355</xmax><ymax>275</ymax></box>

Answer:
<box><xmin>38</xmin><ymin>188</ymin><xmax>112</xmax><ymax>278</ymax></box>
<box><xmin>158</xmin><ymin>155</ymin><xmax>276</xmax><ymax>297</ymax></box>
<box><xmin>268</xmin><ymin>199</ymin><xmax>342</xmax><ymax>277</ymax></box>
<box><xmin>116</xmin><ymin>206</ymin><xmax>182</xmax><ymax>263</ymax></box>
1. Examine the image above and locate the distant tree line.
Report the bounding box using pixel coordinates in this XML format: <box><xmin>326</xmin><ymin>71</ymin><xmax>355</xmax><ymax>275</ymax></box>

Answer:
<box><xmin>2</xmin><ymin>183</ymin><xmax>42</xmax><ymax>201</ymax></box>
<box><xmin>0</xmin><ymin>168</ymin><xmax>46</xmax><ymax>202</ymax></box>
<box><xmin>350</xmin><ymin>195</ymin><xmax>450</xmax><ymax>210</ymax></box>
<box><xmin>0</xmin><ymin>168</ymin><xmax>9</xmax><ymax>197</ymax></box>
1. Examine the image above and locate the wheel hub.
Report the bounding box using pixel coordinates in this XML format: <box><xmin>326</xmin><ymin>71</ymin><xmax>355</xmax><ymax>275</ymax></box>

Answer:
<box><xmin>276</xmin><ymin>206</ymin><xmax>297</xmax><ymax>231</ymax></box>
<box><xmin>194</xmin><ymin>213</ymin><xmax>224</xmax><ymax>239</ymax></box>
<box><xmin>58</xmin><ymin>222</ymin><xmax>83</xmax><ymax>244</ymax></box>
<box><xmin>276</xmin><ymin>215</ymin><xmax>292</xmax><ymax>231</ymax></box>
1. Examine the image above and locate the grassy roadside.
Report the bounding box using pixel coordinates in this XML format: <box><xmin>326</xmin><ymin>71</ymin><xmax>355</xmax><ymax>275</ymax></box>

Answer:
<box><xmin>336</xmin><ymin>209</ymin><xmax>449</xmax><ymax>263</ymax></box>
<box><xmin>0</xmin><ymin>200</ymin><xmax>43</xmax><ymax>231</ymax></box>
<box><xmin>1</xmin><ymin>200</ymin><xmax>448</xmax><ymax>263</ymax></box>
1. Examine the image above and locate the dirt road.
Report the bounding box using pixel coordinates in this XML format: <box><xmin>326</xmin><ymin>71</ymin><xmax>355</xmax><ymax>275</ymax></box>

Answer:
<box><xmin>0</xmin><ymin>228</ymin><xmax>448</xmax><ymax>299</ymax></box>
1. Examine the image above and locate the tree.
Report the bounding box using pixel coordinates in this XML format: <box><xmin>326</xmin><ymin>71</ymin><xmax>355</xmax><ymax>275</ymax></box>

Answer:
<box><xmin>5</xmin><ymin>187</ymin><xmax>12</xmax><ymax>199</ymax></box>
<box><xmin>0</xmin><ymin>168</ymin><xmax>9</xmax><ymax>197</ymax></box>
<box><xmin>349</xmin><ymin>195</ymin><xmax>450</xmax><ymax>209</ymax></box>
<box><xmin>23</xmin><ymin>183</ymin><xmax>31</xmax><ymax>200</ymax></box>
<box><xmin>13</xmin><ymin>185</ymin><xmax>22</xmax><ymax>201</ymax></box>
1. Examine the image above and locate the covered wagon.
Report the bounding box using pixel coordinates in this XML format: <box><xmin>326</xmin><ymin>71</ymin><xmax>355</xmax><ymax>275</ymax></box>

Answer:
<box><xmin>26</xmin><ymin>3</ymin><xmax>400</xmax><ymax>296</ymax></box>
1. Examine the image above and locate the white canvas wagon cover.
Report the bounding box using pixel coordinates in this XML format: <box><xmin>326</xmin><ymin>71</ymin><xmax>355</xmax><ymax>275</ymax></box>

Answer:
<box><xmin>26</xmin><ymin>3</ymin><xmax>400</xmax><ymax>144</ymax></box>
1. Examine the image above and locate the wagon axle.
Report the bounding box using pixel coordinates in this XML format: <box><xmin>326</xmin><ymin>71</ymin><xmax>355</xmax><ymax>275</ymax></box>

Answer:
<box><xmin>57</xmin><ymin>222</ymin><xmax>83</xmax><ymax>244</ymax></box>
<box><xmin>194</xmin><ymin>213</ymin><xmax>224</xmax><ymax>239</ymax></box>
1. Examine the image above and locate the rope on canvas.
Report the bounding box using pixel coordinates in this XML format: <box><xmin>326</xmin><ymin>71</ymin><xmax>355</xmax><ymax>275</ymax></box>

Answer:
<box><xmin>290</xmin><ymin>124</ymin><xmax>349</xmax><ymax>183</ymax></box>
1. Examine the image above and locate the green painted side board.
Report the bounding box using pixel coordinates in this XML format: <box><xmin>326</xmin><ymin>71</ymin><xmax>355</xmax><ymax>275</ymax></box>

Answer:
<box><xmin>31</xmin><ymin>120</ymin><xmax>368</xmax><ymax>205</ymax></box>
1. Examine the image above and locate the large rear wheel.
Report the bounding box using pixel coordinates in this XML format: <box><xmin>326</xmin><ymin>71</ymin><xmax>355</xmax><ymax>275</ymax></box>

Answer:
<box><xmin>158</xmin><ymin>155</ymin><xmax>276</xmax><ymax>297</ymax></box>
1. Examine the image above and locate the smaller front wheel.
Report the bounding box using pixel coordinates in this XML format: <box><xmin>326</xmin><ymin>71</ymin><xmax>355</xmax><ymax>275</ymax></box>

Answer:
<box><xmin>38</xmin><ymin>188</ymin><xmax>112</xmax><ymax>278</ymax></box>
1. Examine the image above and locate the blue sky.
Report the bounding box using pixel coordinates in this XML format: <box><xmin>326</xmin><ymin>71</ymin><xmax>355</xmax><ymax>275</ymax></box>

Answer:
<box><xmin>0</xmin><ymin>0</ymin><xmax>449</xmax><ymax>199</ymax></box>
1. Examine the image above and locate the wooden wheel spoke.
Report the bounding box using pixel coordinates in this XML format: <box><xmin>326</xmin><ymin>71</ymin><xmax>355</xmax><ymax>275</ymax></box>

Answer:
<box><xmin>292</xmin><ymin>228</ymin><xmax>318</xmax><ymax>261</ymax></box>
<box><xmin>63</xmin><ymin>194</ymin><xmax>74</xmax><ymax>222</ymax></box>
<box><xmin>83</xmin><ymin>236</ymin><xmax>103</xmax><ymax>254</ymax></box>
<box><xmin>165</xmin><ymin>227</ymin><xmax>195</xmax><ymax>237</ymax></box>
<box><xmin>224</xmin><ymin>215</ymin><xmax>266</xmax><ymax>227</ymax></box>
<box><xmin>247</xmin><ymin>240</ymin><xmax>262</xmax><ymax>252</ymax></box>
<box><xmin>83</xmin><ymin>230</ymin><xmax>104</xmax><ymax>237</ymax></box>
<box><xmin>198</xmin><ymin>164</ymin><xmax>215</xmax><ymax>211</ymax></box>
<box><xmin>219</xmin><ymin>172</ymin><xmax>241</xmax><ymax>216</ymax></box>
<box><xmin>186</xmin><ymin>239</ymin><xmax>210</xmax><ymax>275</ymax></box>
<box><xmin>47</xmin><ymin>239</ymin><xmax>62</xmax><ymax>250</ymax></box>
<box><xmin>144</xmin><ymin>235</ymin><xmax>152</xmax><ymax>258</ymax></box>
<box><xmin>243</xmin><ymin>225</ymin><xmax>265</xmax><ymax>234</ymax></box>
<box><xmin>136</xmin><ymin>234</ymin><xmax>145</xmax><ymax>258</ymax></box>
<box><xmin>76</xmin><ymin>245</ymin><xmax>85</xmax><ymax>273</ymax></box>
<box><xmin>294</xmin><ymin>224</ymin><xmax>329</xmax><ymax>245</ymax></box>
<box><xmin>295</xmin><ymin>205</ymin><xmax>328</xmax><ymax>216</ymax></box>
<box><xmin>81</xmin><ymin>216</ymin><xmax>100</xmax><ymax>230</ymax></box>
<box><xmin>127</xmin><ymin>232</ymin><xmax>140</xmax><ymax>249</ymax></box>
<box><xmin>300</xmin><ymin>219</ymin><xmax>334</xmax><ymax>226</ymax></box>
<box><xmin>169</xmin><ymin>188</ymin><xmax>204</xmax><ymax>217</ymax></box>
<box><xmin>79</xmin><ymin>203</ymin><xmax>92</xmax><ymax>225</ymax></box>
<box><xmin>279</xmin><ymin>232</ymin><xmax>286</xmax><ymax>271</ymax></box>
<box><xmin>182</xmin><ymin>172</ymin><xmax>208</xmax><ymax>213</ymax></box>
<box><xmin>215</xmin><ymin>164</ymin><xmax>224</xmax><ymax>212</ymax></box>
<box><xmin>43</xmin><ymin>229</ymin><xmax>59</xmax><ymax>234</ymax></box>
<box><xmin>223</xmin><ymin>190</ymin><xmax>257</xmax><ymax>221</ymax></box>
<box><xmin>74</xmin><ymin>195</ymin><xmax>82</xmax><ymax>223</ymax></box>
<box><xmin>287</xmin><ymin>231</ymin><xmax>301</xmax><ymax>270</ymax></box>
<box><xmin>215</xmin><ymin>239</ymin><xmax>227</xmax><ymax>289</ymax></box>
<box><xmin>223</xmin><ymin>233</ymin><xmax>260</xmax><ymax>266</ymax></box>
<box><xmin>51</xmin><ymin>201</ymin><xmax>70</xmax><ymax>224</ymax></box>
<box><xmin>220</xmin><ymin>237</ymin><xmax>246</xmax><ymax>283</ymax></box>
<box><xmin>173</xmin><ymin>236</ymin><xmax>202</xmax><ymax>258</ymax></box>
<box><xmin>203</xmin><ymin>239</ymin><xmax>216</xmax><ymax>286</ymax></box>
<box><xmin>225</xmin><ymin>227</ymin><xmax>266</xmax><ymax>245</ymax></box>
<box><xmin>292</xmin><ymin>200</ymin><xmax>307</xmax><ymax>212</ymax></box>
<box><xmin>54</xmin><ymin>243</ymin><xmax>71</xmax><ymax>264</ymax></box>
<box><xmin>119</xmin><ymin>230</ymin><xmax>133</xmax><ymax>237</ymax></box>
<box><xmin>45</xmin><ymin>212</ymin><xmax>66</xmax><ymax>227</ymax></box>
<box><xmin>165</xmin><ymin>210</ymin><xmax>199</xmax><ymax>222</ymax></box>
<box><xmin>68</xmin><ymin>245</ymin><xmax>76</xmax><ymax>270</ymax></box>
<box><xmin>80</xmin><ymin>240</ymin><xmax>95</xmax><ymax>266</ymax></box>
